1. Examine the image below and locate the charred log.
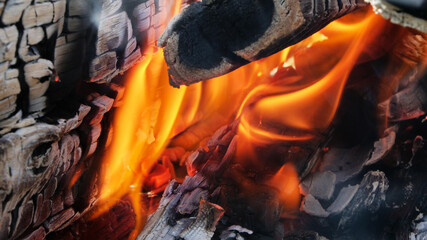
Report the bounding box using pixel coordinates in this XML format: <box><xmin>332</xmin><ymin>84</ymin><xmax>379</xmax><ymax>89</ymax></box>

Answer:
<box><xmin>158</xmin><ymin>0</ymin><xmax>368</xmax><ymax>87</ymax></box>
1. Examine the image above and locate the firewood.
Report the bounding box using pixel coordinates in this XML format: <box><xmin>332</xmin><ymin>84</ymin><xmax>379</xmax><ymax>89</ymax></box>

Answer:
<box><xmin>18</xmin><ymin>45</ymin><xmax>40</xmax><ymax>63</ymax></box>
<box><xmin>0</xmin><ymin>89</ymin><xmax>17</xmax><ymax>107</ymax></box>
<box><xmin>158</xmin><ymin>0</ymin><xmax>367</xmax><ymax>87</ymax></box>
<box><xmin>87</xmin><ymin>95</ymin><xmax>114</xmax><ymax>125</ymax></box>
<box><xmin>0</xmin><ymin>110</ymin><xmax>22</xmax><ymax>133</ymax></box>
<box><xmin>101</xmin><ymin>0</ymin><xmax>122</xmax><ymax>17</ymax></box>
<box><xmin>132</xmin><ymin>2</ymin><xmax>152</xmax><ymax>33</ymax></box>
<box><xmin>139</xmin><ymin>122</ymin><xmax>306</xmax><ymax>239</ymax></box>
<box><xmin>45</xmin><ymin>208</ymin><xmax>75</xmax><ymax>232</ymax></box>
<box><xmin>1</xmin><ymin>0</ymin><xmax>32</xmax><ymax>25</ymax></box>
<box><xmin>25</xmin><ymin>27</ymin><xmax>45</xmax><ymax>45</ymax></box>
<box><xmin>381</xmin><ymin>80</ymin><xmax>427</xmax><ymax>122</ymax></box>
<box><xmin>12</xmin><ymin>201</ymin><xmax>35</xmax><ymax>238</ymax></box>
<box><xmin>137</xmin><ymin>124</ymin><xmax>238</xmax><ymax>239</ymax></box>
<box><xmin>34</xmin><ymin>2</ymin><xmax>54</xmax><ymax>25</ymax></box>
<box><xmin>22</xmin><ymin>226</ymin><xmax>46</xmax><ymax>240</ymax></box>
<box><xmin>0</xmin><ymin>100</ymin><xmax>91</xmax><ymax>239</ymax></box>
<box><xmin>0</xmin><ymin>213</ymin><xmax>11</xmax><ymax>239</ymax></box>
<box><xmin>96</xmin><ymin>11</ymin><xmax>128</xmax><ymax>55</ymax></box>
<box><xmin>124</xmin><ymin>37</ymin><xmax>137</xmax><ymax>58</ymax></box>
<box><xmin>126</xmin><ymin>18</ymin><xmax>133</xmax><ymax>41</ymax></box>
<box><xmin>122</xmin><ymin>47</ymin><xmax>142</xmax><ymax>72</ymax></box>
<box><xmin>53</xmin><ymin>0</ymin><xmax>66</xmax><ymax>22</ymax></box>
<box><xmin>22</xmin><ymin>3</ymin><xmax>54</xmax><ymax>28</ymax></box>
<box><xmin>5</xmin><ymin>68</ymin><xmax>18</xmax><ymax>79</ymax></box>
<box><xmin>0</xmin><ymin>95</ymin><xmax>17</xmax><ymax>120</ymax></box>
<box><xmin>34</xmin><ymin>193</ymin><xmax>52</xmax><ymax>226</ymax></box>
<box><xmin>137</xmin><ymin>180</ymin><xmax>224</xmax><ymax>240</ymax></box>
<box><xmin>392</xmin><ymin>30</ymin><xmax>427</xmax><ymax>66</ymax></box>
<box><xmin>0</xmin><ymin>25</ymin><xmax>19</xmax><ymax>62</ymax></box>
<box><xmin>0</xmin><ymin>61</ymin><xmax>8</xmax><ymax>74</ymax></box>
<box><xmin>89</xmin><ymin>51</ymin><xmax>117</xmax><ymax>82</ymax></box>
<box><xmin>24</xmin><ymin>59</ymin><xmax>54</xmax><ymax>114</ymax></box>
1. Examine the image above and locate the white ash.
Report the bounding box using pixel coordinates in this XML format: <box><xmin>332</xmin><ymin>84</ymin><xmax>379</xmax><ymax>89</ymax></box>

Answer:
<box><xmin>301</xmin><ymin>171</ymin><xmax>336</xmax><ymax>200</ymax></box>
<box><xmin>301</xmin><ymin>194</ymin><xmax>330</xmax><ymax>218</ymax></box>
<box><xmin>364</xmin><ymin>0</ymin><xmax>427</xmax><ymax>33</ymax></box>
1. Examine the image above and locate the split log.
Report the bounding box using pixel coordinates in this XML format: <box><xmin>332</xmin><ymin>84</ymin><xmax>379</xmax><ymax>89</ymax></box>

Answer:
<box><xmin>158</xmin><ymin>0</ymin><xmax>367</xmax><ymax>87</ymax></box>
<box><xmin>0</xmin><ymin>25</ymin><xmax>19</xmax><ymax>62</ymax></box>
<box><xmin>1</xmin><ymin>0</ymin><xmax>32</xmax><ymax>25</ymax></box>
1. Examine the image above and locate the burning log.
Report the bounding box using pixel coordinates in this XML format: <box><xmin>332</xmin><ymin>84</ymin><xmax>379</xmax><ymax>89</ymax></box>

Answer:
<box><xmin>158</xmin><ymin>0</ymin><xmax>368</xmax><ymax>87</ymax></box>
<box><xmin>138</xmin><ymin>181</ymin><xmax>225</xmax><ymax>240</ymax></box>
<box><xmin>0</xmin><ymin>0</ymin><xmax>426</xmax><ymax>239</ymax></box>
<box><xmin>137</xmin><ymin>116</ymin><xmax>325</xmax><ymax>240</ymax></box>
<box><xmin>137</xmin><ymin>124</ymin><xmax>237</xmax><ymax>240</ymax></box>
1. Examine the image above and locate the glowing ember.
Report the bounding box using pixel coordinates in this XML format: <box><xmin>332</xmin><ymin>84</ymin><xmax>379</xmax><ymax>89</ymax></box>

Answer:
<box><xmin>96</xmin><ymin>5</ymin><xmax>394</xmax><ymax>239</ymax></box>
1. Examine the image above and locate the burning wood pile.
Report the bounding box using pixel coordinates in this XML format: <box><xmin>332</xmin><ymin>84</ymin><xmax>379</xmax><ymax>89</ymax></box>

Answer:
<box><xmin>0</xmin><ymin>0</ymin><xmax>427</xmax><ymax>240</ymax></box>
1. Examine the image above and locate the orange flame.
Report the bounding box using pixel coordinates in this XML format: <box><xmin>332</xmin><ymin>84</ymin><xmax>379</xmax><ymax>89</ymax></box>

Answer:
<box><xmin>237</xmin><ymin>10</ymin><xmax>387</xmax><ymax>143</ymax></box>
<box><xmin>96</xmin><ymin>5</ymin><xmax>396</xmax><ymax>239</ymax></box>
<box><xmin>269</xmin><ymin>163</ymin><xmax>301</xmax><ymax>210</ymax></box>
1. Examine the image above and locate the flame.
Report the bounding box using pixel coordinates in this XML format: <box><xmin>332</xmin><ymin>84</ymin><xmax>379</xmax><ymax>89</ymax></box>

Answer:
<box><xmin>96</xmin><ymin>4</ymin><xmax>397</xmax><ymax>238</ymax></box>
<box><xmin>95</xmin><ymin>50</ymin><xmax>187</xmax><ymax>237</ymax></box>
<box><xmin>269</xmin><ymin>163</ymin><xmax>301</xmax><ymax>210</ymax></box>
<box><xmin>237</xmin><ymin>11</ymin><xmax>387</xmax><ymax>143</ymax></box>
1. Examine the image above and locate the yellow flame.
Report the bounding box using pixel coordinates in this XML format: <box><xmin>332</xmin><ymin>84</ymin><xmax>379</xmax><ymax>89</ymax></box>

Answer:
<box><xmin>96</xmin><ymin>5</ymin><xmax>397</xmax><ymax>238</ymax></box>
<box><xmin>238</xmin><ymin>10</ymin><xmax>386</xmax><ymax>143</ymax></box>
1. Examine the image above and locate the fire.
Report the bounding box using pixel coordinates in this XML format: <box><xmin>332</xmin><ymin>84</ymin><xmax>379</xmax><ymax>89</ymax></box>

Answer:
<box><xmin>269</xmin><ymin>163</ymin><xmax>301</xmax><ymax>210</ymax></box>
<box><xmin>237</xmin><ymin>10</ymin><xmax>387</xmax><ymax>143</ymax></box>
<box><xmin>96</xmin><ymin>4</ymin><xmax>395</xmax><ymax>239</ymax></box>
